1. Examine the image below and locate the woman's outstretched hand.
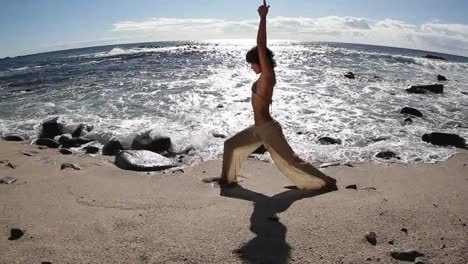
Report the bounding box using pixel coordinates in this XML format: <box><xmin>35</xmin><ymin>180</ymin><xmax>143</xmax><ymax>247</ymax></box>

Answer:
<box><xmin>258</xmin><ymin>0</ymin><xmax>270</xmax><ymax>18</ymax></box>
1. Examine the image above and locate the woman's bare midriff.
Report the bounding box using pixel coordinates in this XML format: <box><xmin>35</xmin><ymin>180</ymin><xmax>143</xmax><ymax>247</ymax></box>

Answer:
<box><xmin>252</xmin><ymin>93</ymin><xmax>272</xmax><ymax>125</ymax></box>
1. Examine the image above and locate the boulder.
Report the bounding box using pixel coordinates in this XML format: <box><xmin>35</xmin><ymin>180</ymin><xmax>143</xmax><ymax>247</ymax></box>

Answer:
<box><xmin>344</xmin><ymin>72</ymin><xmax>355</xmax><ymax>79</ymax></box>
<box><xmin>406</xmin><ymin>84</ymin><xmax>443</xmax><ymax>94</ymax></box>
<box><xmin>437</xmin><ymin>75</ymin><xmax>447</xmax><ymax>81</ymax></box>
<box><xmin>115</xmin><ymin>150</ymin><xmax>178</xmax><ymax>171</ymax></box>
<box><xmin>318</xmin><ymin>137</ymin><xmax>342</xmax><ymax>145</ymax></box>
<box><xmin>390</xmin><ymin>248</ymin><xmax>424</xmax><ymax>261</ymax></box>
<box><xmin>102</xmin><ymin>140</ymin><xmax>124</xmax><ymax>156</ymax></box>
<box><xmin>39</xmin><ymin>117</ymin><xmax>64</xmax><ymax>139</ymax></box>
<box><xmin>422</xmin><ymin>133</ymin><xmax>466</xmax><ymax>148</ymax></box>
<box><xmin>83</xmin><ymin>146</ymin><xmax>100</xmax><ymax>154</ymax></box>
<box><xmin>401</xmin><ymin>107</ymin><xmax>423</xmax><ymax>117</ymax></box>
<box><xmin>423</xmin><ymin>54</ymin><xmax>447</xmax><ymax>61</ymax></box>
<box><xmin>131</xmin><ymin>131</ymin><xmax>172</xmax><ymax>154</ymax></box>
<box><xmin>2</xmin><ymin>134</ymin><xmax>28</xmax><ymax>141</ymax></box>
<box><xmin>36</xmin><ymin>138</ymin><xmax>60</xmax><ymax>148</ymax></box>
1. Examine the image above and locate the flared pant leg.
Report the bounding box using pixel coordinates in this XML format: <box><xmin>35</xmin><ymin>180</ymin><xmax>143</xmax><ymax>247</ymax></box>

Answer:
<box><xmin>221</xmin><ymin>125</ymin><xmax>264</xmax><ymax>183</ymax></box>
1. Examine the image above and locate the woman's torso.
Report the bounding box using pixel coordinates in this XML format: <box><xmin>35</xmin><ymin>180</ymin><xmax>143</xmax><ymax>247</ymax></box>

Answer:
<box><xmin>251</xmin><ymin>79</ymin><xmax>274</xmax><ymax>125</ymax></box>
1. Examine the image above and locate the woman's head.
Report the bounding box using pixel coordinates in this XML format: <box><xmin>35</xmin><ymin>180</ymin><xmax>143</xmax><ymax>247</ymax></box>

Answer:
<box><xmin>246</xmin><ymin>46</ymin><xmax>277</xmax><ymax>73</ymax></box>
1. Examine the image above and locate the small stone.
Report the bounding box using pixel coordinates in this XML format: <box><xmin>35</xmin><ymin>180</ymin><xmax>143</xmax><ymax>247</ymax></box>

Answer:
<box><xmin>376</xmin><ymin>151</ymin><xmax>400</xmax><ymax>160</ymax></box>
<box><xmin>8</xmin><ymin>228</ymin><xmax>25</xmax><ymax>240</ymax></box>
<box><xmin>217</xmin><ymin>104</ymin><xmax>224</xmax><ymax>109</ymax></box>
<box><xmin>213</xmin><ymin>133</ymin><xmax>227</xmax><ymax>139</ymax></box>
<box><xmin>345</xmin><ymin>184</ymin><xmax>357</xmax><ymax>190</ymax></box>
<box><xmin>172</xmin><ymin>169</ymin><xmax>184</xmax><ymax>174</ymax></box>
<box><xmin>6</xmin><ymin>162</ymin><xmax>16</xmax><ymax>169</ymax></box>
<box><xmin>390</xmin><ymin>248</ymin><xmax>424</xmax><ymax>261</ymax></box>
<box><xmin>401</xmin><ymin>228</ymin><xmax>408</xmax><ymax>233</ymax></box>
<box><xmin>415</xmin><ymin>256</ymin><xmax>429</xmax><ymax>264</ymax></box>
<box><xmin>21</xmin><ymin>151</ymin><xmax>36</xmax><ymax>157</ymax></box>
<box><xmin>59</xmin><ymin>148</ymin><xmax>73</xmax><ymax>155</ymax></box>
<box><xmin>441</xmin><ymin>244</ymin><xmax>446</xmax><ymax>249</ymax></box>
<box><xmin>0</xmin><ymin>176</ymin><xmax>17</xmax><ymax>184</ymax></box>
<box><xmin>38</xmin><ymin>146</ymin><xmax>48</xmax><ymax>150</ymax></box>
<box><xmin>365</xmin><ymin>232</ymin><xmax>377</xmax><ymax>245</ymax></box>
<box><xmin>60</xmin><ymin>163</ymin><xmax>81</xmax><ymax>170</ymax></box>
<box><xmin>366</xmin><ymin>258</ymin><xmax>371</xmax><ymax>261</ymax></box>
<box><xmin>41</xmin><ymin>262</ymin><xmax>52</xmax><ymax>264</ymax></box>
<box><xmin>36</xmin><ymin>138</ymin><xmax>60</xmax><ymax>148</ymax></box>
<box><xmin>388</xmin><ymin>240</ymin><xmax>394</xmax><ymax>245</ymax></box>
<box><xmin>344</xmin><ymin>72</ymin><xmax>355</xmax><ymax>79</ymax></box>
<box><xmin>437</xmin><ymin>75</ymin><xmax>447</xmax><ymax>81</ymax></box>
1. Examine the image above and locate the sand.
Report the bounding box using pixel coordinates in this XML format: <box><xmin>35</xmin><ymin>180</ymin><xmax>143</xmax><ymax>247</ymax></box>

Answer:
<box><xmin>0</xmin><ymin>140</ymin><xmax>467</xmax><ymax>263</ymax></box>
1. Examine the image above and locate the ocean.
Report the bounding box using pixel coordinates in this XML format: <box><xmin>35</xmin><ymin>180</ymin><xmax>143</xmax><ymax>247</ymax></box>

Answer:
<box><xmin>1</xmin><ymin>40</ymin><xmax>467</xmax><ymax>165</ymax></box>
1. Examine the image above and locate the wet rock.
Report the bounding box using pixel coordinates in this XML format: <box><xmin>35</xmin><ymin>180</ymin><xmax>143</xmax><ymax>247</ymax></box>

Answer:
<box><xmin>437</xmin><ymin>75</ymin><xmax>447</xmax><ymax>81</ymax></box>
<box><xmin>131</xmin><ymin>131</ymin><xmax>172</xmax><ymax>154</ymax></box>
<box><xmin>318</xmin><ymin>137</ymin><xmax>342</xmax><ymax>145</ymax></box>
<box><xmin>59</xmin><ymin>148</ymin><xmax>73</xmax><ymax>155</ymax></box>
<box><xmin>38</xmin><ymin>146</ymin><xmax>48</xmax><ymax>150</ymax></box>
<box><xmin>217</xmin><ymin>104</ymin><xmax>224</xmax><ymax>109</ymax></box>
<box><xmin>388</xmin><ymin>240</ymin><xmax>394</xmax><ymax>245</ymax></box>
<box><xmin>41</xmin><ymin>262</ymin><xmax>52</xmax><ymax>264</ymax></box>
<box><xmin>213</xmin><ymin>133</ymin><xmax>227</xmax><ymax>139</ymax></box>
<box><xmin>2</xmin><ymin>134</ymin><xmax>28</xmax><ymax>141</ymax></box>
<box><xmin>406</xmin><ymin>84</ymin><xmax>443</xmax><ymax>94</ymax></box>
<box><xmin>401</xmin><ymin>107</ymin><xmax>423</xmax><ymax>117</ymax></box>
<box><xmin>8</xmin><ymin>228</ymin><xmax>25</xmax><ymax>240</ymax></box>
<box><xmin>344</xmin><ymin>72</ymin><xmax>355</xmax><ymax>79</ymax></box>
<box><xmin>60</xmin><ymin>137</ymin><xmax>93</xmax><ymax>148</ymax></box>
<box><xmin>0</xmin><ymin>176</ymin><xmax>17</xmax><ymax>184</ymax></box>
<box><xmin>376</xmin><ymin>151</ymin><xmax>400</xmax><ymax>160</ymax></box>
<box><xmin>422</xmin><ymin>133</ymin><xmax>466</xmax><ymax>148</ymax></box>
<box><xmin>403</xmin><ymin>117</ymin><xmax>413</xmax><ymax>125</ymax></box>
<box><xmin>36</xmin><ymin>138</ymin><xmax>60</xmax><ymax>148</ymax></box>
<box><xmin>253</xmin><ymin>145</ymin><xmax>267</xmax><ymax>154</ymax></box>
<box><xmin>390</xmin><ymin>248</ymin><xmax>424</xmax><ymax>261</ymax></box>
<box><xmin>115</xmin><ymin>150</ymin><xmax>178</xmax><ymax>172</ymax></box>
<box><xmin>102</xmin><ymin>140</ymin><xmax>124</xmax><ymax>156</ymax></box>
<box><xmin>66</xmin><ymin>124</ymin><xmax>93</xmax><ymax>138</ymax></box>
<box><xmin>171</xmin><ymin>169</ymin><xmax>184</xmax><ymax>174</ymax></box>
<box><xmin>423</xmin><ymin>54</ymin><xmax>447</xmax><ymax>61</ymax></box>
<box><xmin>39</xmin><ymin>117</ymin><xmax>64</xmax><ymax>139</ymax></box>
<box><xmin>22</xmin><ymin>151</ymin><xmax>37</xmax><ymax>157</ymax></box>
<box><xmin>415</xmin><ymin>257</ymin><xmax>429</xmax><ymax>264</ymax></box>
<box><xmin>6</xmin><ymin>162</ymin><xmax>16</xmax><ymax>169</ymax></box>
<box><xmin>345</xmin><ymin>184</ymin><xmax>357</xmax><ymax>190</ymax></box>
<box><xmin>84</xmin><ymin>146</ymin><xmax>100</xmax><ymax>154</ymax></box>
<box><xmin>365</xmin><ymin>232</ymin><xmax>377</xmax><ymax>245</ymax></box>
<box><xmin>60</xmin><ymin>163</ymin><xmax>81</xmax><ymax>170</ymax></box>
<box><xmin>401</xmin><ymin>228</ymin><xmax>408</xmax><ymax>233</ymax></box>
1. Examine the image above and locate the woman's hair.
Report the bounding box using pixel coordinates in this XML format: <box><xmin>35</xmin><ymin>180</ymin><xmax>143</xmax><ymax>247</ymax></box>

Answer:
<box><xmin>246</xmin><ymin>46</ymin><xmax>277</xmax><ymax>67</ymax></box>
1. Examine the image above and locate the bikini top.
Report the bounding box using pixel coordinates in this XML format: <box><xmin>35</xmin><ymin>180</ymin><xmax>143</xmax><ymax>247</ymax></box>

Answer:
<box><xmin>251</xmin><ymin>81</ymin><xmax>273</xmax><ymax>105</ymax></box>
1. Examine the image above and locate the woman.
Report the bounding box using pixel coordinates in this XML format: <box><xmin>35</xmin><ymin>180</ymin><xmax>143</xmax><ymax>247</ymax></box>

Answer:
<box><xmin>220</xmin><ymin>0</ymin><xmax>336</xmax><ymax>190</ymax></box>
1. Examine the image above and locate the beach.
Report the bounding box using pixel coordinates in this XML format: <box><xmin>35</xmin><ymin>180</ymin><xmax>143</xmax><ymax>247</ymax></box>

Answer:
<box><xmin>1</xmin><ymin>140</ymin><xmax>467</xmax><ymax>263</ymax></box>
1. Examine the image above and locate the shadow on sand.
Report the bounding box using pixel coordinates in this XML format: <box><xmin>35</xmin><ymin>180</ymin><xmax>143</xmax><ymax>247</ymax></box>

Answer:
<box><xmin>220</xmin><ymin>185</ymin><xmax>336</xmax><ymax>264</ymax></box>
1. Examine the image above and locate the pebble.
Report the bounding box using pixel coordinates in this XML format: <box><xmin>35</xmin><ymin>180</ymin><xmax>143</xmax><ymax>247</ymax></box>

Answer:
<box><xmin>360</xmin><ymin>186</ymin><xmax>377</xmax><ymax>191</ymax></box>
<box><xmin>59</xmin><ymin>148</ymin><xmax>73</xmax><ymax>155</ymax></box>
<box><xmin>8</xmin><ymin>228</ymin><xmax>25</xmax><ymax>240</ymax></box>
<box><xmin>6</xmin><ymin>162</ymin><xmax>16</xmax><ymax>169</ymax></box>
<box><xmin>365</xmin><ymin>232</ymin><xmax>377</xmax><ymax>245</ymax></box>
<box><xmin>390</xmin><ymin>248</ymin><xmax>424</xmax><ymax>261</ymax></box>
<box><xmin>38</xmin><ymin>146</ymin><xmax>49</xmax><ymax>150</ymax></box>
<box><xmin>0</xmin><ymin>176</ymin><xmax>17</xmax><ymax>184</ymax></box>
<box><xmin>22</xmin><ymin>151</ymin><xmax>37</xmax><ymax>157</ymax></box>
<box><xmin>345</xmin><ymin>184</ymin><xmax>357</xmax><ymax>190</ymax></box>
<box><xmin>388</xmin><ymin>240</ymin><xmax>394</xmax><ymax>245</ymax></box>
<box><xmin>60</xmin><ymin>163</ymin><xmax>81</xmax><ymax>170</ymax></box>
<box><xmin>401</xmin><ymin>228</ymin><xmax>408</xmax><ymax>233</ymax></box>
<box><xmin>414</xmin><ymin>257</ymin><xmax>429</xmax><ymax>264</ymax></box>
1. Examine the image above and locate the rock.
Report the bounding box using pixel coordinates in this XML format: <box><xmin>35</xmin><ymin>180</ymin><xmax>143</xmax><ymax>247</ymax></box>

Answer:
<box><xmin>403</xmin><ymin>117</ymin><xmax>413</xmax><ymax>125</ymax></box>
<box><xmin>376</xmin><ymin>151</ymin><xmax>399</xmax><ymax>160</ymax></box>
<box><xmin>84</xmin><ymin>146</ymin><xmax>100</xmax><ymax>154</ymax></box>
<box><xmin>217</xmin><ymin>104</ymin><xmax>224</xmax><ymax>109</ymax></box>
<box><xmin>38</xmin><ymin>146</ymin><xmax>48</xmax><ymax>150</ymax></box>
<box><xmin>401</xmin><ymin>107</ymin><xmax>423</xmax><ymax>117</ymax></box>
<box><xmin>59</xmin><ymin>148</ymin><xmax>73</xmax><ymax>155</ymax></box>
<box><xmin>39</xmin><ymin>117</ymin><xmax>64</xmax><ymax>139</ymax></box>
<box><xmin>388</xmin><ymin>240</ymin><xmax>394</xmax><ymax>245</ymax></box>
<box><xmin>70</xmin><ymin>124</ymin><xmax>93</xmax><ymax>138</ymax></box>
<box><xmin>253</xmin><ymin>145</ymin><xmax>267</xmax><ymax>154</ymax></box>
<box><xmin>8</xmin><ymin>228</ymin><xmax>25</xmax><ymax>240</ymax></box>
<box><xmin>390</xmin><ymin>248</ymin><xmax>424</xmax><ymax>261</ymax></box>
<box><xmin>6</xmin><ymin>162</ymin><xmax>17</xmax><ymax>169</ymax></box>
<box><xmin>365</xmin><ymin>232</ymin><xmax>377</xmax><ymax>245</ymax></box>
<box><xmin>0</xmin><ymin>176</ymin><xmax>17</xmax><ymax>184</ymax></box>
<box><xmin>415</xmin><ymin>257</ymin><xmax>429</xmax><ymax>264</ymax></box>
<box><xmin>60</xmin><ymin>163</ymin><xmax>81</xmax><ymax>170</ymax></box>
<box><xmin>102</xmin><ymin>140</ymin><xmax>124</xmax><ymax>156</ymax></box>
<box><xmin>345</xmin><ymin>184</ymin><xmax>357</xmax><ymax>190</ymax></box>
<box><xmin>131</xmin><ymin>131</ymin><xmax>172</xmax><ymax>154</ymax></box>
<box><xmin>401</xmin><ymin>228</ymin><xmax>408</xmax><ymax>233</ymax></box>
<box><xmin>318</xmin><ymin>137</ymin><xmax>342</xmax><ymax>145</ymax></box>
<box><xmin>406</xmin><ymin>84</ymin><xmax>443</xmax><ymax>94</ymax></box>
<box><xmin>115</xmin><ymin>150</ymin><xmax>178</xmax><ymax>172</ymax></box>
<box><xmin>437</xmin><ymin>75</ymin><xmax>447</xmax><ymax>81</ymax></box>
<box><xmin>60</xmin><ymin>137</ymin><xmax>93</xmax><ymax>148</ymax></box>
<box><xmin>36</xmin><ymin>138</ymin><xmax>60</xmax><ymax>148</ymax></box>
<box><xmin>423</xmin><ymin>55</ymin><xmax>447</xmax><ymax>61</ymax></box>
<box><xmin>344</xmin><ymin>72</ymin><xmax>355</xmax><ymax>79</ymax></box>
<box><xmin>2</xmin><ymin>134</ymin><xmax>28</xmax><ymax>141</ymax></box>
<box><xmin>213</xmin><ymin>133</ymin><xmax>227</xmax><ymax>139</ymax></box>
<box><xmin>22</xmin><ymin>151</ymin><xmax>37</xmax><ymax>157</ymax></box>
<box><xmin>422</xmin><ymin>133</ymin><xmax>466</xmax><ymax>148</ymax></box>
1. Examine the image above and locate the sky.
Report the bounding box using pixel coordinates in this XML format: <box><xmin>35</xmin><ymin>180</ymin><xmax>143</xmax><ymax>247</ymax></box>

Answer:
<box><xmin>1</xmin><ymin>0</ymin><xmax>468</xmax><ymax>57</ymax></box>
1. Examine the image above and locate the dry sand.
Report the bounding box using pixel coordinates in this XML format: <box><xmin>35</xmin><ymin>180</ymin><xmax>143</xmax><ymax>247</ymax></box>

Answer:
<box><xmin>0</xmin><ymin>140</ymin><xmax>467</xmax><ymax>263</ymax></box>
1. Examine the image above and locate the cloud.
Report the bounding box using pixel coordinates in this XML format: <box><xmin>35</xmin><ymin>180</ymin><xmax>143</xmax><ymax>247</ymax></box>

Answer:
<box><xmin>112</xmin><ymin>17</ymin><xmax>468</xmax><ymax>56</ymax></box>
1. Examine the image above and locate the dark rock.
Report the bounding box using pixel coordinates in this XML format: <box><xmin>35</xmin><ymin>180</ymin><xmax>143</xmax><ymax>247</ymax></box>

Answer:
<box><xmin>422</xmin><ymin>133</ymin><xmax>466</xmax><ymax>148</ymax></box>
<box><xmin>253</xmin><ymin>145</ymin><xmax>267</xmax><ymax>154</ymax></box>
<box><xmin>365</xmin><ymin>232</ymin><xmax>377</xmax><ymax>245</ymax></box>
<box><xmin>0</xmin><ymin>176</ymin><xmax>17</xmax><ymax>184</ymax></box>
<box><xmin>423</xmin><ymin>55</ymin><xmax>447</xmax><ymax>61</ymax></box>
<box><xmin>415</xmin><ymin>257</ymin><xmax>429</xmax><ymax>264</ymax></box>
<box><xmin>213</xmin><ymin>133</ymin><xmax>227</xmax><ymax>139</ymax></box>
<box><xmin>171</xmin><ymin>146</ymin><xmax>195</xmax><ymax>156</ymax></box>
<box><xmin>171</xmin><ymin>169</ymin><xmax>184</xmax><ymax>174</ymax></box>
<box><xmin>58</xmin><ymin>135</ymin><xmax>71</xmax><ymax>145</ymax></box>
<box><xmin>3</xmin><ymin>134</ymin><xmax>28</xmax><ymax>141</ymax></box>
<box><xmin>25</xmin><ymin>89</ymin><xmax>31</xmax><ymax>92</ymax></box>
<box><xmin>22</xmin><ymin>151</ymin><xmax>37</xmax><ymax>156</ymax></box>
<box><xmin>344</xmin><ymin>72</ymin><xmax>355</xmax><ymax>79</ymax></box>
<box><xmin>41</xmin><ymin>262</ymin><xmax>52</xmax><ymax>264</ymax></box>
<box><xmin>403</xmin><ymin>117</ymin><xmax>413</xmax><ymax>125</ymax></box>
<box><xmin>59</xmin><ymin>148</ymin><xmax>73</xmax><ymax>155</ymax></box>
<box><xmin>437</xmin><ymin>75</ymin><xmax>447</xmax><ymax>81</ymax></box>
<box><xmin>401</xmin><ymin>228</ymin><xmax>408</xmax><ymax>233</ymax></box>
<box><xmin>71</xmin><ymin>124</ymin><xmax>93</xmax><ymax>138</ymax></box>
<box><xmin>376</xmin><ymin>151</ymin><xmax>399</xmax><ymax>160</ymax></box>
<box><xmin>60</xmin><ymin>163</ymin><xmax>81</xmax><ymax>170</ymax></box>
<box><xmin>390</xmin><ymin>248</ymin><xmax>424</xmax><ymax>261</ymax></box>
<box><xmin>406</xmin><ymin>84</ymin><xmax>443</xmax><ymax>94</ymax></box>
<box><xmin>131</xmin><ymin>131</ymin><xmax>172</xmax><ymax>154</ymax></box>
<box><xmin>102</xmin><ymin>140</ymin><xmax>124</xmax><ymax>156</ymax></box>
<box><xmin>115</xmin><ymin>150</ymin><xmax>178</xmax><ymax>172</ymax></box>
<box><xmin>388</xmin><ymin>240</ymin><xmax>394</xmax><ymax>245</ymax></box>
<box><xmin>318</xmin><ymin>137</ymin><xmax>342</xmax><ymax>145</ymax></box>
<box><xmin>8</xmin><ymin>228</ymin><xmax>25</xmax><ymax>240</ymax></box>
<box><xmin>6</xmin><ymin>162</ymin><xmax>16</xmax><ymax>169</ymax></box>
<box><xmin>360</xmin><ymin>186</ymin><xmax>377</xmax><ymax>191</ymax></box>
<box><xmin>345</xmin><ymin>184</ymin><xmax>357</xmax><ymax>190</ymax></box>
<box><xmin>38</xmin><ymin>146</ymin><xmax>48</xmax><ymax>150</ymax></box>
<box><xmin>401</xmin><ymin>107</ymin><xmax>423</xmax><ymax>117</ymax></box>
<box><xmin>60</xmin><ymin>137</ymin><xmax>93</xmax><ymax>148</ymax></box>
<box><xmin>36</xmin><ymin>138</ymin><xmax>60</xmax><ymax>148</ymax></box>
<box><xmin>217</xmin><ymin>104</ymin><xmax>224</xmax><ymax>109</ymax></box>
<box><xmin>84</xmin><ymin>146</ymin><xmax>100</xmax><ymax>154</ymax></box>
<box><xmin>39</xmin><ymin>117</ymin><xmax>64</xmax><ymax>139</ymax></box>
